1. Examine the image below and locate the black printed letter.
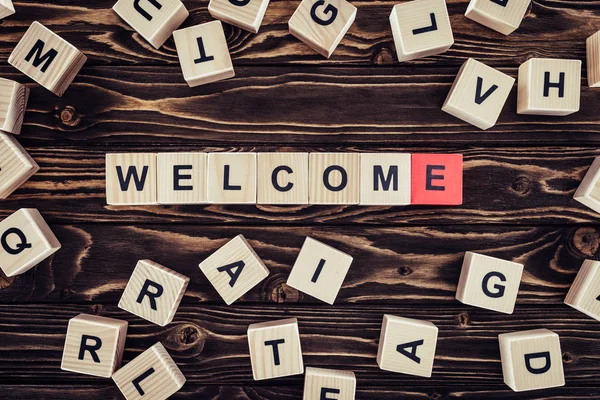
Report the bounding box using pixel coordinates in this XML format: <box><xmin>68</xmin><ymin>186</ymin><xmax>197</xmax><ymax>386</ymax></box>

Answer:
<box><xmin>133</xmin><ymin>0</ymin><xmax>162</xmax><ymax>21</ymax></box>
<box><xmin>132</xmin><ymin>367</ymin><xmax>156</xmax><ymax>396</ymax></box>
<box><xmin>373</xmin><ymin>165</ymin><xmax>398</xmax><ymax>191</ymax></box>
<box><xmin>310</xmin><ymin>0</ymin><xmax>338</xmax><ymax>26</ymax></box>
<box><xmin>272</xmin><ymin>166</ymin><xmax>294</xmax><ymax>192</ymax></box>
<box><xmin>223</xmin><ymin>165</ymin><xmax>242</xmax><ymax>190</ymax></box>
<box><xmin>265</xmin><ymin>339</ymin><xmax>285</xmax><ymax>365</ymax></box>
<box><xmin>425</xmin><ymin>165</ymin><xmax>445</xmax><ymax>191</ymax></box>
<box><xmin>396</xmin><ymin>339</ymin><xmax>424</xmax><ymax>364</ymax></box>
<box><xmin>78</xmin><ymin>335</ymin><xmax>102</xmax><ymax>363</ymax></box>
<box><xmin>217</xmin><ymin>261</ymin><xmax>245</xmax><ymax>287</ymax></box>
<box><xmin>323</xmin><ymin>165</ymin><xmax>347</xmax><ymax>192</ymax></box>
<box><xmin>311</xmin><ymin>259</ymin><xmax>326</xmax><ymax>283</ymax></box>
<box><xmin>482</xmin><ymin>271</ymin><xmax>506</xmax><ymax>298</ymax></box>
<box><xmin>475</xmin><ymin>77</ymin><xmax>498</xmax><ymax>105</ymax></box>
<box><xmin>543</xmin><ymin>72</ymin><xmax>565</xmax><ymax>98</ymax></box>
<box><xmin>524</xmin><ymin>351</ymin><xmax>552</xmax><ymax>374</ymax></box>
<box><xmin>173</xmin><ymin>165</ymin><xmax>193</xmax><ymax>191</ymax></box>
<box><xmin>229</xmin><ymin>0</ymin><xmax>251</xmax><ymax>5</ymax></box>
<box><xmin>116</xmin><ymin>166</ymin><xmax>149</xmax><ymax>191</ymax></box>
<box><xmin>25</xmin><ymin>40</ymin><xmax>58</xmax><ymax>73</ymax></box>
<box><xmin>194</xmin><ymin>37</ymin><xmax>215</xmax><ymax>64</ymax></box>
<box><xmin>136</xmin><ymin>279</ymin><xmax>164</xmax><ymax>311</ymax></box>
<box><xmin>412</xmin><ymin>13</ymin><xmax>437</xmax><ymax>35</ymax></box>
<box><xmin>320</xmin><ymin>388</ymin><xmax>341</xmax><ymax>400</ymax></box>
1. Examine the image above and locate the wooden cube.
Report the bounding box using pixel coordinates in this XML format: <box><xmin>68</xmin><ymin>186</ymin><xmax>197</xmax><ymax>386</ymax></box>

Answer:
<box><xmin>106</xmin><ymin>153</ymin><xmax>157</xmax><ymax>205</ymax></box>
<box><xmin>587</xmin><ymin>31</ymin><xmax>600</xmax><ymax>87</ymax></box>
<box><xmin>411</xmin><ymin>153</ymin><xmax>462</xmax><ymax>205</ymax></box>
<box><xmin>0</xmin><ymin>0</ymin><xmax>15</xmax><ymax>19</ymax></box>
<box><xmin>0</xmin><ymin>132</ymin><xmax>39</xmax><ymax>199</ymax></box>
<box><xmin>376</xmin><ymin>314</ymin><xmax>438</xmax><ymax>377</ymax></box>
<box><xmin>8</xmin><ymin>22</ymin><xmax>87</xmax><ymax>96</ymax></box>
<box><xmin>207</xmin><ymin>152</ymin><xmax>256</xmax><ymax>203</ymax></box>
<box><xmin>0</xmin><ymin>208</ymin><xmax>60</xmax><ymax>277</ymax></box>
<box><xmin>173</xmin><ymin>21</ymin><xmax>235</xmax><ymax>88</ymax></box>
<box><xmin>517</xmin><ymin>58</ymin><xmax>581</xmax><ymax>116</ymax></box>
<box><xmin>574</xmin><ymin>156</ymin><xmax>600</xmax><ymax>214</ymax></box>
<box><xmin>456</xmin><ymin>251</ymin><xmax>524</xmax><ymax>314</ymax></box>
<box><xmin>359</xmin><ymin>153</ymin><xmax>411</xmax><ymax>205</ymax></box>
<box><xmin>0</xmin><ymin>78</ymin><xmax>29</xmax><ymax>135</ymax></box>
<box><xmin>465</xmin><ymin>0</ymin><xmax>530</xmax><ymax>35</ymax></box>
<box><xmin>288</xmin><ymin>0</ymin><xmax>357</xmax><ymax>58</ymax></box>
<box><xmin>157</xmin><ymin>152</ymin><xmax>207</xmax><ymax>204</ymax></box>
<box><xmin>113</xmin><ymin>0</ymin><xmax>188</xmax><ymax>49</ymax></box>
<box><xmin>389</xmin><ymin>0</ymin><xmax>454</xmax><ymax>62</ymax></box>
<box><xmin>287</xmin><ymin>237</ymin><xmax>353</xmax><ymax>305</ymax></box>
<box><xmin>199</xmin><ymin>234</ymin><xmax>269</xmax><ymax>305</ymax></box>
<box><xmin>248</xmin><ymin>318</ymin><xmax>304</xmax><ymax>380</ymax></box>
<box><xmin>303</xmin><ymin>367</ymin><xmax>356</xmax><ymax>400</ymax></box>
<box><xmin>112</xmin><ymin>342</ymin><xmax>186</xmax><ymax>400</ymax></box>
<box><xmin>309</xmin><ymin>153</ymin><xmax>359</xmax><ymax>204</ymax></box>
<box><xmin>498</xmin><ymin>329</ymin><xmax>565</xmax><ymax>392</ymax></box>
<box><xmin>118</xmin><ymin>260</ymin><xmax>189</xmax><ymax>327</ymax></box>
<box><xmin>208</xmin><ymin>0</ymin><xmax>270</xmax><ymax>33</ymax></box>
<box><xmin>257</xmin><ymin>152</ymin><xmax>309</xmax><ymax>205</ymax></box>
<box><xmin>61</xmin><ymin>313</ymin><xmax>128</xmax><ymax>378</ymax></box>
<box><xmin>442</xmin><ymin>58</ymin><xmax>515</xmax><ymax>130</ymax></box>
<box><xmin>565</xmin><ymin>259</ymin><xmax>600</xmax><ymax>322</ymax></box>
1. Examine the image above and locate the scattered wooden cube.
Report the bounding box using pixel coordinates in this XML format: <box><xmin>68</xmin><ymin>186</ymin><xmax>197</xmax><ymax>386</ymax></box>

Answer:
<box><xmin>257</xmin><ymin>152</ymin><xmax>309</xmax><ymax>205</ymax></box>
<box><xmin>587</xmin><ymin>31</ymin><xmax>600</xmax><ymax>87</ymax></box>
<box><xmin>248</xmin><ymin>318</ymin><xmax>304</xmax><ymax>380</ymax></box>
<box><xmin>574</xmin><ymin>156</ymin><xmax>600</xmax><ymax>214</ymax></box>
<box><xmin>209</xmin><ymin>0</ymin><xmax>270</xmax><ymax>33</ymax></box>
<box><xmin>0</xmin><ymin>208</ymin><xmax>60</xmax><ymax>277</ymax></box>
<box><xmin>113</xmin><ymin>0</ymin><xmax>188</xmax><ymax>49</ymax></box>
<box><xmin>199</xmin><ymin>234</ymin><xmax>269</xmax><ymax>304</ymax></box>
<box><xmin>207</xmin><ymin>152</ymin><xmax>256</xmax><ymax>203</ymax></box>
<box><xmin>303</xmin><ymin>367</ymin><xmax>356</xmax><ymax>400</ymax></box>
<box><xmin>456</xmin><ymin>251</ymin><xmax>524</xmax><ymax>314</ymax></box>
<box><xmin>118</xmin><ymin>260</ymin><xmax>189</xmax><ymax>327</ymax></box>
<box><xmin>157</xmin><ymin>152</ymin><xmax>207</xmax><ymax>204</ymax></box>
<box><xmin>376</xmin><ymin>314</ymin><xmax>438</xmax><ymax>377</ymax></box>
<box><xmin>61</xmin><ymin>313</ymin><xmax>128</xmax><ymax>378</ymax></box>
<box><xmin>0</xmin><ymin>77</ymin><xmax>29</xmax><ymax>135</ymax></box>
<box><xmin>517</xmin><ymin>58</ymin><xmax>581</xmax><ymax>116</ymax></box>
<box><xmin>287</xmin><ymin>237</ymin><xmax>353</xmax><ymax>304</ymax></box>
<box><xmin>106</xmin><ymin>153</ymin><xmax>157</xmax><ymax>205</ymax></box>
<box><xmin>8</xmin><ymin>22</ymin><xmax>87</xmax><ymax>96</ymax></box>
<box><xmin>465</xmin><ymin>0</ymin><xmax>530</xmax><ymax>35</ymax></box>
<box><xmin>565</xmin><ymin>259</ymin><xmax>600</xmax><ymax>322</ymax></box>
<box><xmin>288</xmin><ymin>0</ymin><xmax>357</xmax><ymax>58</ymax></box>
<box><xmin>0</xmin><ymin>0</ymin><xmax>15</xmax><ymax>19</ymax></box>
<box><xmin>389</xmin><ymin>0</ymin><xmax>454</xmax><ymax>62</ymax></box>
<box><xmin>442</xmin><ymin>58</ymin><xmax>515</xmax><ymax>130</ymax></box>
<box><xmin>112</xmin><ymin>342</ymin><xmax>186</xmax><ymax>400</ymax></box>
<box><xmin>0</xmin><ymin>132</ymin><xmax>39</xmax><ymax>199</ymax></box>
<box><xmin>498</xmin><ymin>329</ymin><xmax>565</xmax><ymax>392</ymax></box>
<box><xmin>359</xmin><ymin>153</ymin><xmax>411</xmax><ymax>205</ymax></box>
<box><xmin>309</xmin><ymin>153</ymin><xmax>359</xmax><ymax>204</ymax></box>
<box><xmin>173</xmin><ymin>21</ymin><xmax>235</xmax><ymax>87</ymax></box>
<box><xmin>410</xmin><ymin>153</ymin><xmax>462</xmax><ymax>205</ymax></box>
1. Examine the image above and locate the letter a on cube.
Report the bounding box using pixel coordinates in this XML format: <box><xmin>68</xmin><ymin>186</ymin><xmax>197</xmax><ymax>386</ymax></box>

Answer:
<box><xmin>303</xmin><ymin>367</ymin><xmax>356</xmax><ymax>400</ymax></box>
<box><xmin>119</xmin><ymin>260</ymin><xmax>190</xmax><ymax>327</ymax></box>
<box><xmin>499</xmin><ymin>329</ymin><xmax>565</xmax><ymax>392</ymax></box>
<box><xmin>106</xmin><ymin>153</ymin><xmax>157</xmax><ymax>205</ymax></box>
<box><xmin>411</xmin><ymin>153</ymin><xmax>462</xmax><ymax>205</ymax></box>
<box><xmin>248</xmin><ymin>318</ymin><xmax>304</xmax><ymax>380</ymax></box>
<box><xmin>61</xmin><ymin>313</ymin><xmax>128</xmax><ymax>377</ymax></box>
<box><xmin>565</xmin><ymin>259</ymin><xmax>600</xmax><ymax>322</ymax></box>
<box><xmin>456</xmin><ymin>251</ymin><xmax>524</xmax><ymax>314</ymax></box>
<box><xmin>377</xmin><ymin>314</ymin><xmax>438</xmax><ymax>377</ymax></box>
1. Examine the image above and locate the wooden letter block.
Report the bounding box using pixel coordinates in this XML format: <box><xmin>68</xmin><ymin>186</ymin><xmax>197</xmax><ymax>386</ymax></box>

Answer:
<box><xmin>119</xmin><ymin>260</ymin><xmax>189</xmax><ymax>327</ymax></box>
<box><xmin>498</xmin><ymin>329</ymin><xmax>565</xmax><ymax>392</ymax></box>
<box><xmin>112</xmin><ymin>342</ymin><xmax>186</xmax><ymax>400</ymax></box>
<box><xmin>248</xmin><ymin>318</ymin><xmax>304</xmax><ymax>380</ymax></box>
<box><xmin>209</xmin><ymin>0</ymin><xmax>270</xmax><ymax>33</ymax></box>
<box><xmin>0</xmin><ymin>0</ymin><xmax>15</xmax><ymax>19</ymax></box>
<box><xmin>287</xmin><ymin>237</ymin><xmax>353</xmax><ymax>304</ymax></box>
<box><xmin>288</xmin><ymin>0</ymin><xmax>357</xmax><ymax>58</ymax></box>
<box><xmin>113</xmin><ymin>0</ymin><xmax>188</xmax><ymax>49</ymax></box>
<box><xmin>456</xmin><ymin>251</ymin><xmax>524</xmax><ymax>314</ymax></box>
<box><xmin>157</xmin><ymin>152</ymin><xmax>206</xmax><ymax>204</ymax></box>
<box><xmin>587</xmin><ymin>31</ymin><xmax>600</xmax><ymax>87</ymax></box>
<box><xmin>565</xmin><ymin>259</ymin><xmax>600</xmax><ymax>322</ymax></box>
<box><xmin>61</xmin><ymin>313</ymin><xmax>128</xmax><ymax>378</ymax></box>
<box><xmin>309</xmin><ymin>153</ymin><xmax>359</xmax><ymax>204</ymax></box>
<box><xmin>0</xmin><ymin>208</ymin><xmax>60</xmax><ymax>277</ymax></box>
<box><xmin>574</xmin><ymin>156</ymin><xmax>600</xmax><ymax>214</ymax></box>
<box><xmin>376</xmin><ymin>314</ymin><xmax>438</xmax><ymax>377</ymax></box>
<box><xmin>257</xmin><ymin>152</ymin><xmax>309</xmax><ymax>205</ymax></box>
<box><xmin>359</xmin><ymin>153</ymin><xmax>410</xmax><ymax>205</ymax></box>
<box><xmin>106</xmin><ymin>153</ymin><xmax>157</xmax><ymax>205</ymax></box>
<box><xmin>442</xmin><ymin>58</ymin><xmax>515</xmax><ymax>130</ymax></box>
<box><xmin>207</xmin><ymin>152</ymin><xmax>256</xmax><ymax>203</ymax></box>
<box><xmin>199</xmin><ymin>234</ymin><xmax>269</xmax><ymax>304</ymax></box>
<box><xmin>389</xmin><ymin>0</ymin><xmax>454</xmax><ymax>62</ymax></box>
<box><xmin>173</xmin><ymin>21</ymin><xmax>235</xmax><ymax>87</ymax></box>
<box><xmin>8</xmin><ymin>22</ymin><xmax>87</xmax><ymax>96</ymax></box>
<box><xmin>0</xmin><ymin>132</ymin><xmax>39</xmax><ymax>199</ymax></box>
<box><xmin>0</xmin><ymin>77</ymin><xmax>29</xmax><ymax>135</ymax></box>
<box><xmin>303</xmin><ymin>367</ymin><xmax>356</xmax><ymax>400</ymax></box>
<box><xmin>465</xmin><ymin>0</ymin><xmax>530</xmax><ymax>35</ymax></box>
<box><xmin>410</xmin><ymin>153</ymin><xmax>462</xmax><ymax>205</ymax></box>
<box><xmin>517</xmin><ymin>58</ymin><xmax>581</xmax><ymax>116</ymax></box>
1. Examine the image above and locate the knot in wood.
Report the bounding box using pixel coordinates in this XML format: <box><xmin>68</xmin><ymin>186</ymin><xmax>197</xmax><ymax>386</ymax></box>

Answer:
<box><xmin>373</xmin><ymin>48</ymin><xmax>394</xmax><ymax>65</ymax></box>
<box><xmin>89</xmin><ymin>304</ymin><xmax>103</xmax><ymax>315</ymax></box>
<box><xmin>572</xmin><ymin>227</ymin><xmax>600</xmax><ymax>258</ymax></box>
<box><xmin>511</xmin><ymin>176</ymin><xmax>531</xmax><ymax>195</ymax></box>
<box><xmin>263</xmin><ymin>274</ymin><xmax>301</xmax><ymax>303</ymax></box>
<box><xmin>60</xmin><ymin>287</ymin><xmax>75</xmax><ymax>299</ymax></box>
<box><xmin>457</xmin><ymin>312</ymin><xmax>470</xmax><ymax>327</ymax></box>
<box><xmin>163</xmin><ymin>323</ymin><xmax>206</xmax><ymax>356</ymax></box>
<box><xmin>562</xmin><ymin>352</ymin><xmax>573</xmax><ymax>363</ymax></box>
<box><xmin>58</xmin><ymin>105</ymin><xmax>81</xmax><ymax>127</ymax></box>
<box><xmin>428</xmin><ymin>392</ymin><xmax>442</xmax><ymax>400</ymax></box>
<box><xmin>397</xmin><ymin>266</ymin><xmax>413</xmax><ymax>276</ymax></box>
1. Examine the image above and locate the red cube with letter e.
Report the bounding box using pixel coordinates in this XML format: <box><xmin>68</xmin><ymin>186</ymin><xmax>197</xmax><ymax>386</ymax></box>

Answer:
<box><xmin>410</xmin><ymin>153</ymin><xmax>463</xmax><ymax>205</ymax></box>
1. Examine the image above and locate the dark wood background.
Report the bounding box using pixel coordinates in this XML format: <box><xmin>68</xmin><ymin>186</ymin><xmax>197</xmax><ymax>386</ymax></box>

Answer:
<box><xmin>2</xmin><ymin>0</ymin><xmax>600</xmax><ymax>398</ymax></box>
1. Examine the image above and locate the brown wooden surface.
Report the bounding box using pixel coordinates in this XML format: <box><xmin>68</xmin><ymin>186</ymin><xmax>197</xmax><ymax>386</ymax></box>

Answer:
<box><xmin>2</xmin><ymin>0</ymin><xmax>600</xmax><ymax>399</ymax></box>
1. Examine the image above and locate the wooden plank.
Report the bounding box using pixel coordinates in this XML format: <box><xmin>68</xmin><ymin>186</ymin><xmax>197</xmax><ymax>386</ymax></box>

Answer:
<box><xmin>0</xmin><ymin>224</ymin><xmax>594</xmax><ymax>304</ymax></box>
<box><xmin>0</xmin><ymin>304</ymin><xmax>598</xmax><ymax>386</ymax></box>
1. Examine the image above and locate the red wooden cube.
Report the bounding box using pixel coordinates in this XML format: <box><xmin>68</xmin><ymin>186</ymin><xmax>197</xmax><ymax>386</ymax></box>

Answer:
<box><xmin>411</xmin><ymin>154</ymin><xmax>463</xmax><ymax>205</ymax></box>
